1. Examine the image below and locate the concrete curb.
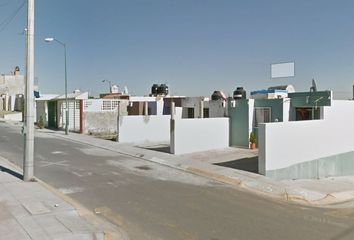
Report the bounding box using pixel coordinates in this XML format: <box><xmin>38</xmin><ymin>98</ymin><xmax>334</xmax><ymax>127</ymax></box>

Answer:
<box><xmin>186</xmin><ymin>167</ymin><xmax>242</xmax><ymax>186</ymax></box>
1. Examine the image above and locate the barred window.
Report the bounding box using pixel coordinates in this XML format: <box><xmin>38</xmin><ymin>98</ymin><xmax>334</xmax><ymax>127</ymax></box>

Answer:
<box><xmin>102</xmin><ymin>101</ymin><xmax>112</xmax><ymax>110</ymax></box>
<box><xmin>112</xmin><ymin>101</ymin><xmax>120</xmax><ymax>110</ymax></box>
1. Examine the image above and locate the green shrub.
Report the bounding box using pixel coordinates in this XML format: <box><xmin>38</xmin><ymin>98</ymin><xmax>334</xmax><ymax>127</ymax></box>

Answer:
<box><xmin>249</xmin><ymin>132</ymin><xmax>256</xmax><ymax>144</ymax></box>
<box><xmin>38</xmin><ymin>116</ymin><xmax>44</xmax><ymax>129</ymax></box>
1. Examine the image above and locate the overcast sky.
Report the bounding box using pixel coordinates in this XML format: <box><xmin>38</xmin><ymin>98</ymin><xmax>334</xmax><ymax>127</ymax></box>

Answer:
<box><xmin>0</xmin><ymin>0</ymin><xmax>354</xmax><ymax>98</ymax></box>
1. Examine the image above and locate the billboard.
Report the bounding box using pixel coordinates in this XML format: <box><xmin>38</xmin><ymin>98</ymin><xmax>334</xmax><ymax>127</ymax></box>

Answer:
<box><xmin>271</xmin><ymin>62</ymin><xmax>295</xmax><ymax>78</ymax></box>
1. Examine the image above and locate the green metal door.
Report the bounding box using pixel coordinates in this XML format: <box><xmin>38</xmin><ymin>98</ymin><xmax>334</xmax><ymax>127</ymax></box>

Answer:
<box><xmin>48</xmin><ymin>101</ymin><xmax>56</xmax><ymax>129</ymax></box>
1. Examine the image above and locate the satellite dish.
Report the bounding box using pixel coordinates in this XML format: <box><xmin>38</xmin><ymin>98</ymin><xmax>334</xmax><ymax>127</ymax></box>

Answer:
<box><xmin>310</xmin><ymin>78</ymin><xmax>317</xmax><ymax>92</ymax></box>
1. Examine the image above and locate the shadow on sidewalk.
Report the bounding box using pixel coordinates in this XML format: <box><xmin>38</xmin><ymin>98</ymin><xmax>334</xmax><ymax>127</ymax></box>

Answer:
<box><xmin>137</xmin><ymin>144</ymin><xmax>171</xmax><ymax>154</ymax></box>
<box><xmin>0</xmin><ymin>165</ymin><xmax>23</xmax><ymax>180</ymax></box>
<box><xmin>215</xmin><ymin>156</ymin><xmax>259</xmax><ymax>173</ymax></box>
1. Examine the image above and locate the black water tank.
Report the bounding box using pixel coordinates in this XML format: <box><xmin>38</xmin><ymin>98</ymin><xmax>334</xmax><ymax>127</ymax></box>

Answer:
<box><xmin>233</xmin><ymin>87</ymin><xmax>246</xmax><ymax>100</ymax></box>
<box><xmin>151</xmin><ymin>84</ymin><xmax>159</xmax><ymax>95</ymax></box>
<box><xmin>211</xmin><ymin>91</ymin><xmax>223</xmax><ymax>101</ymax></box>
<box><xmin>157</xmin><ymin>84</ymin><xmax>169</xmax><ymax>95</ymax></box>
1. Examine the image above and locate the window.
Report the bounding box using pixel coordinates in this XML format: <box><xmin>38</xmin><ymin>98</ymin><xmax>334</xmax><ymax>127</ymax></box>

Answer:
<box><xmin>112</xmin><ymin>101</ymin><xmax>120</xmax><ymax>110</ymax></box>
<box><xmin>101</xmin><ymin>100</ymin><xmax>121</xmax><ymax>111</ymax></box>
<box><xmin>254</xmin><ymin>107</ymin><xmax>271</xmax><ymax>127</ymax></box>
<box><xmin>296</xmin><ymin>107</ymin><xmax>320</xmax><ymax>121</ymax></box>
<box><xmin>84</xmin><ymin>100</ymin><xmax>92</xmax><ymax>109</ymax></box>
<box><xmin>203</xmin><ymin>108</ymin><xmax>209</xmax><ymax>118</ymax></box>
<box><xmin>102</xmin><ymin>101</ymin><xmax>112</xmax><ymax>111</ymax></box>
<box><xmin>187</xmin><ymin>108</ymin><xmax>194</xmax><ymax>118</ymax></box>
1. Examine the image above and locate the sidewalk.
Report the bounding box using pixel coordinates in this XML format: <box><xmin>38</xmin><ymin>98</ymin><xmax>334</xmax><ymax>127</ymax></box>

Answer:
<box><xmin>0</xmin><ymin>156</ymin><xmax>105</xmax><ymax>240</ymax></box>
<box><xmin>35</xmin><ymin>128</ymin><xmax>354</xmax><ymax>207</ymax></box>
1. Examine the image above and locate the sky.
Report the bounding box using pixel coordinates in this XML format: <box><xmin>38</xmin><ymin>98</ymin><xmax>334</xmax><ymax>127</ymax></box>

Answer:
<box><xmin>1</xmin><ymin>0</ymin><xmax>354</xmax><ymax>98</ymax></box>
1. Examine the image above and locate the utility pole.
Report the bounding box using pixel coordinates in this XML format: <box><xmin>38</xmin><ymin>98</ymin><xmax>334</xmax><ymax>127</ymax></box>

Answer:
<box><xmin>24</xmin><ymin>0</ymin><xmax>35</xmax><ymax>181</ymax></box>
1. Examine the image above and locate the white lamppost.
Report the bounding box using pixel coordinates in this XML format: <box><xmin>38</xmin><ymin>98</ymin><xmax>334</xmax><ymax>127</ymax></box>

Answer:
<box><xmin>44</xmin><ymin>37</ymin><xmax>69</xmax><ymax>135</ymax></box>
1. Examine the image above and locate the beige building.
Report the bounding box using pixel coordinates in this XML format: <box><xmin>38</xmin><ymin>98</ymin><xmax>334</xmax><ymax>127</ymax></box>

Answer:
<box><xmin>0</xmin><ymin>66</ymin><xmax>25</xmax><ymax>111</ymax></box>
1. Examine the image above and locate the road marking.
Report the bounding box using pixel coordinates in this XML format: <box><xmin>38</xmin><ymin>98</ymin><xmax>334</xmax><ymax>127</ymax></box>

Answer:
<box><xmin>107</xmin><ymin>181</ymin><xmax>119</xmax><ymax>188</ymax></box>
<box><xmin>71</xmin><ymin>171</ymin><xmax>93</xmax><ymax>177</ymax></box>
<box><xmin>40</xmin><ymin>160</ymin><xmax>69</xmax><ymax>168</ymax></box>
<box><xmin>58</xmin><ymin>187</ymin><xmax>85</xmax><ymax>194</ymax></box>
<box><xmin>51</xmin><ymin>151</ymin><xmax>66</xmax><ymax>155</ymax></box>
<box><xmin>36</xmin><ymin>155</ymin><xmax>46</xmax><ymax>160</ymax></box>
<box><xmin>72</xmin><ymin>171</ymin><xmax>84</xmax><ymax>177</ymax></box>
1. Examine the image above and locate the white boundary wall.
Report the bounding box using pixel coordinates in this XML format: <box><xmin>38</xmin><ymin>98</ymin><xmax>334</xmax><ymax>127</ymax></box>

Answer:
<box><xmin>119</xmin><ymin>115</ymin><xmax>171</xmax><ymax>143</ymax></box>
<box><xmin>259</xmin><ymin>100</ymin><xmax>354</xmax><ymax>175</ymax></box>
<box><xmin>171</xmin><ymin>118</ymin><xmax>229</xmax><ymax>154</ymax></box>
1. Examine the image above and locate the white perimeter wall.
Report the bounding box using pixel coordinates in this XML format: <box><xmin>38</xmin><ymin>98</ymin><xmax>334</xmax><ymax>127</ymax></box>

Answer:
<box><xmin>171</xmin><ymin>118</ymin><xmax>229</xmax><ymax>155</ymax></box>
<box><xmin>259</xmin><ymin>100</ymin><xmax>354</xmax><ymax>174</ymax></box>
<box><xmin>119</xmin><ymin>115</ymin><xmax>171</xmax><ymax>143</ymax></box>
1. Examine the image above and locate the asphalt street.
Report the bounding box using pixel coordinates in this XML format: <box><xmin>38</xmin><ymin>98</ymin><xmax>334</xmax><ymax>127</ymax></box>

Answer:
<box><xmin>1</xmin><ymin>122</ymin><xmax>354</xmax><ymax>240</ymax></box>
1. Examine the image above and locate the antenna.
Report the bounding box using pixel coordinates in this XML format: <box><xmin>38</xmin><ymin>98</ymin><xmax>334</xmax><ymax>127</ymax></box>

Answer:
<box><xmin>310</xmin><ymin>78</ymin><xmax>317</xmax><ymax>92</ymax></box>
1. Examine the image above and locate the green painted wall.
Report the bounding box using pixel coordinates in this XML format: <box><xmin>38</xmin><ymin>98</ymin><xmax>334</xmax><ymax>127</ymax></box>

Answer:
<box><xmin>229</xmin><ymin>98</ymin><xmax>286</xmax><ymax>147</ymax></box>
<box><xmin>288</xmin><ymin>91</ymin><xmax>331</xmax><ymax>108</ymax></box>
<box><xmin>228</xmin><ymin>99</ymin><xmax>249</xmax><ymax>147</ymax></box>
<box><xmin>253</xmin><ymin>99</ymin><xmax>284</xmax><ymax>145</ymax></box>
<box><xmin>254</xmin><ymin>99</ymin><xmax>284</xmax><ymax>122</ymax></box>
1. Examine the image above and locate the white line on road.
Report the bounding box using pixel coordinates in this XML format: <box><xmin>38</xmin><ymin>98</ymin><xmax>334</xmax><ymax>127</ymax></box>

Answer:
<box><xmin>58</xmin><ymin>187</ymin><xmax>85</xmax><ymax>194</ymax></box>
<box><xmin>40</xmin><ymin>160</ymin><xmax>69</xmax><ymax>168</ymax></box>
<box><xmin>51</xmin><ymin>151</ymin><xmax>66</xmax><ymax>155</ymax></box>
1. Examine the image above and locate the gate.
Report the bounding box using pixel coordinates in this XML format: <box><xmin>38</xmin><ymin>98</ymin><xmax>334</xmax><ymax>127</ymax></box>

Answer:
<box><xmin>47</xmin><ymin>101</ymin><xmax>57</xmax><ymax>129</ymax></box>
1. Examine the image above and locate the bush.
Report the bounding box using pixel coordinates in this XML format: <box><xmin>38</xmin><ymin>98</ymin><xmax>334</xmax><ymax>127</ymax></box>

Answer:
<box><xmin>38</xmin><ymin>116</ymin><xmax>44</xmax><ymax>129</ymax></box>
<box><xmin>249</xmin><ymin>132</ymin><xmax>256</xmax><ymax>144</ymax></box>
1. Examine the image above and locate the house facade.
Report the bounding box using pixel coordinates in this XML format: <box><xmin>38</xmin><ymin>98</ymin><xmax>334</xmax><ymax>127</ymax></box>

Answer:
<box><xmin>0</xmin><ymin>67</ymin><xmax>25</xmax><ymax>112</ymax></box>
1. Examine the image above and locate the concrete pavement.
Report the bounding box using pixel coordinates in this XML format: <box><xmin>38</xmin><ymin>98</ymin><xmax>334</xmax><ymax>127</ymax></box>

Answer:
<box><xmin>0</xmin><ymin>157</ymin><xmax>104</xmax><ymax>240</ymax></box>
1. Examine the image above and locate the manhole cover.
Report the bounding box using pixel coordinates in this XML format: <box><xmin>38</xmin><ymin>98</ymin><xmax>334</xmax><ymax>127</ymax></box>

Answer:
<box><xmin>135</xmin><ymin>165</ymin><xmax>152</xmax><ymax>171</ymax></box>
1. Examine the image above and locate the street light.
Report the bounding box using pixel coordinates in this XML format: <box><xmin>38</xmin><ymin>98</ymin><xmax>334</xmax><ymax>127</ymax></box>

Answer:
<box><xmin>102</xmin><ymin>79</ymin><xmax>112</xmax><ymax>93</ymax></box>
<box><xmin>44</xmin><ymin>37</ymin><xmax>69</xmax><ymax>135</ymax></box>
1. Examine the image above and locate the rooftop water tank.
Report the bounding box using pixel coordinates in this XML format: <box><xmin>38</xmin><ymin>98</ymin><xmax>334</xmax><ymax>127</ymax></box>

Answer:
<box><xmin>233</xmin><ymin>87</ymin><xmax>246</xmax><ymax>100</ymax></box>
<box><xmin>157</xmin><ymin>84</ymin><xmax>169</xmax><ymax>95</ymax></box>
<box><xmin>151</xmin><ymin>84</ymin><xmax>159</xmax><ymax>95</ymax></box>
<box><xmin>211</xmin><ymin>91</ymin><xmax>227</xmax><ymax>101</ymax></box>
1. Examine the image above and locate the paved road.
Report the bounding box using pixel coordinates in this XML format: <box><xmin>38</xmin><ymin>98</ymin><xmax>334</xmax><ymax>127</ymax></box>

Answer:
<box><xmin>1</xmin><ymin>122</ymin><xmax>354</xmax><ymax>240</ymax></box>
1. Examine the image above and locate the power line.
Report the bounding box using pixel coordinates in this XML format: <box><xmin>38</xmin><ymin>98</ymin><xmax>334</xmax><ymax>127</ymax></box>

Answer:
<box><xmin>0</xmin><ymin>0</ymin><xmax>25</xmax><ymax>33</ymax></box>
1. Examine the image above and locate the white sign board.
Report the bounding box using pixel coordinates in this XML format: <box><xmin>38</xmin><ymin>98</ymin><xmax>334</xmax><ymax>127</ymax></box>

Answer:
<box><xmin>271</xmin><ymin>62</ymin><xmax>295</xmax><ymax>78</ymax></box>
